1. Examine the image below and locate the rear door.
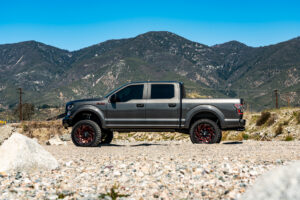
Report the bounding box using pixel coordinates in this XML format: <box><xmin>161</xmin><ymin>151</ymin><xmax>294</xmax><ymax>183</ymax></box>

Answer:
<box><xmin>105</xmin><ymin>83</ymin><xmax>147</xmax><ymax>128</ymax></box>
<box><xmin>145</xmin><ymin>83</ymin><xmax>180</xmax><ymax>128</ymax></box>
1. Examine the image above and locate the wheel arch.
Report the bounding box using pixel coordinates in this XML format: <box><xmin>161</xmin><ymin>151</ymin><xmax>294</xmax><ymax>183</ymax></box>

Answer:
<box><xmin>185</xmin><ymin>105</ymin><xmax>225</xmax><ymax>129</ymax></box>
<box><xmin>71</xmin><ymin>106</ymin><xmax>105</xmax><ymax>128</ymax></box>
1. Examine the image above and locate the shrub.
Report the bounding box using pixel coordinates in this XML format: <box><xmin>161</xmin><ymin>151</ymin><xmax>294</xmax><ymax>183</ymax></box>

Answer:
<box><xmin>242</xmin><ymin>133</ymin><xmax>249</xmax><ymax>140</ymax></box>
<box><xmin>256</xmin><ymin>111</ymin><xmax>271</xmax><ymax>126</ymax></box>
<box><xmin>99</xmin><ymin>184</ymin><xmax>129</xmax><ymax>200</ymax></box>
<box><xmin>285</xmin><ymin>135</ymin><xmax>294</xmax><ymax>141</ymax></box>
<box><xmin>266</xmin><ymin>114</ymin><xmax>276</xmax><ymax>126</ymax></box>
<box><xmin>275</xmin><ymin>123</ymin><xmax>283</xmax><ymax>137</ymax></box>
<box><xmin>283</xmin><ymin>120</ymin><xmax>289</xmax><ymax>125</ymax></box>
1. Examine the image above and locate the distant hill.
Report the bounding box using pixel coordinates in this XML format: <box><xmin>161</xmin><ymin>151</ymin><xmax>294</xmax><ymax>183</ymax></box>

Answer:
<box><xmin>0</xmin><ymin>31</ymin><xmax>299</xmax><ymax>111</ymax></box>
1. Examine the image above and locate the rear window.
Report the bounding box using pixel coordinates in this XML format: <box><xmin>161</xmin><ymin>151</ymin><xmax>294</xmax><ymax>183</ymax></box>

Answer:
<box><xmin>151</xmin><ymin>84</ymin><xmax>174</xmax><ymax>99</ymax></box>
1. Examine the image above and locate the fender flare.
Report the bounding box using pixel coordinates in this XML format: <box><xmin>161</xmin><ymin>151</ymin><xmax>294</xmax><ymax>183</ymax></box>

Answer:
<box><xmin>184</xmin><ymin>105</ymin><xmax>225</xmax><ymax>128</ymax></box>
<box><xmin>71</xmin><ymin>105</ymin><xmax>105</xmax><ymax>127</ymax></box>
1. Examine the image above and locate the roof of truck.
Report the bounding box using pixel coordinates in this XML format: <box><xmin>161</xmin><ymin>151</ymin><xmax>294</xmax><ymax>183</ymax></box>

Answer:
<box><xmin>129</xmin><ymin>81</ymin><xmax>182</xmax><ymax>84</ymax></box>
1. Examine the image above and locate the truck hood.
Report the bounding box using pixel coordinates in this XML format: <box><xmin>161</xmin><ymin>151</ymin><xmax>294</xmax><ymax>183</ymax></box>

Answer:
<box><xmin>67</xmin><ymin>98</ymin><xmax>104</xmax><ymax>104</ymax></box>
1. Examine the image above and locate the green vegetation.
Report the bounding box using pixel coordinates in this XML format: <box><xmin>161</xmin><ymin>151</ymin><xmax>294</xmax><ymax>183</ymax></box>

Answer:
<box><xmin>99</xmin><ymin>184</ymin><xmax>129</xmax><ymax>200</ymax></box>
<box><xmin>242</xmin><ymin>133</ymin><xmax>249</xmax><ymax>140</ymax></box>
<box><xmin>285</xmin><ymin>135</ymin><xmax>294</xmax><ymax>141</ymax></box>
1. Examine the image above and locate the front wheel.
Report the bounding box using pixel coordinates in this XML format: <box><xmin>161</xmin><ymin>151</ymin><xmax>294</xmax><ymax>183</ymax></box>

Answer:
<box><xmin>71</xmin><ymin>120</ymin><xmax>102</xmax><ymax>147</ymax></box>
<box><xmin>189</xmin><ymin>119</ymin><xmax>221</xmax><ymax>144</ymax></box>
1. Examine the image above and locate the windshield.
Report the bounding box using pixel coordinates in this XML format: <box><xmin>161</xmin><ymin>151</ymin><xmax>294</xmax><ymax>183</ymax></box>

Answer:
<box><xmin>104</xmin><ymin>84</ymin><xmax>126</xmax><ymax>98</ymax></box>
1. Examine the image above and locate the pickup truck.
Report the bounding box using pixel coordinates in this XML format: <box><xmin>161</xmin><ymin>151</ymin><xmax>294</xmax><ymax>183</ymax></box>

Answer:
<box><xmin>63</xmin><ymin>81</ymin><xmax>245</xmax><ymax>146</ymax></box>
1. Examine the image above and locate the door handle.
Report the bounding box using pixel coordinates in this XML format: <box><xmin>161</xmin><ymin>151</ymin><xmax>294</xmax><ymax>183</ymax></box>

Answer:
<box><xmin>168</xmin><ymin>103</ymin><xmax>176</xmax><ymax>107</ymax></box>
<box><xmin>136</xmin><ymin>104</ymin><xmax>144</xmax><ymax>107</ymax></box>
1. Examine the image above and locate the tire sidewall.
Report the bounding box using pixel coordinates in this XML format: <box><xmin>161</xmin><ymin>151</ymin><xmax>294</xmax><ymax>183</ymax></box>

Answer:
<box><xmin>189</xmin><ymin>119</ymin><xmax>221</xmax><ymax>144</ymax></box>
<box><xmin>71</xmin><ymin>120</ymin><xmax>102</xmax><ymax>147</ymax></box>
<box><xmin>101</xmin><ymin>130</ymin><xmax>114</xmax><ymax>144</ymax></box>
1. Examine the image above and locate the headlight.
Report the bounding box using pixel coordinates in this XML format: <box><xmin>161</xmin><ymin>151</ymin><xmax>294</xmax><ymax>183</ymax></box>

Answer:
<box><xmin>67</xmin><ymin>104</ymin><xmax>74</xmax><ymax>110</ymax></box>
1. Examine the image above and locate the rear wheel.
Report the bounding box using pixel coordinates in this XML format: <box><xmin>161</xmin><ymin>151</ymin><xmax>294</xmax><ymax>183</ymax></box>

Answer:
<box><xmin>71</xmin><ymin>120</ymin><xmax>102</xmax><ymax>147</ymax></box>
<box><xmin>101</xmin><ymin>130</ymin><xmax>114</xmax><ymax>144</ymax></box>
<box><xmin>189</xmin><ymin>119</ymin><xmax>221</xmax><ymax>144</ymax></box>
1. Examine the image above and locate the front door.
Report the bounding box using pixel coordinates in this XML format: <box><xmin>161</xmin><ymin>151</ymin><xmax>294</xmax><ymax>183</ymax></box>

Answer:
<box><xmin>105</xmin><ymin>83</ymin><xmax>146</xmax><ymax>128</ymax></box>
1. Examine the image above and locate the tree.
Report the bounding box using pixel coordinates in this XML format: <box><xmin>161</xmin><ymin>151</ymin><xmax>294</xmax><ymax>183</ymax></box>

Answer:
<box><xmin>14</xmin><ymin>103</ymin><xmax>35</xmax><ymax>121</ymax></box>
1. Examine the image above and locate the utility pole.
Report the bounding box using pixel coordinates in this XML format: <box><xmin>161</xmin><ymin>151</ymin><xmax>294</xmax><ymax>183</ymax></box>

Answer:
<box><xmin>17</xmin><ymin>88</ymin><xmax>23</xmax><ymax>121</ymax></box>
<box><xmin>274</xmin><ymin>89</ymin><xmax>278</xmax><ymax>109</ymax></box>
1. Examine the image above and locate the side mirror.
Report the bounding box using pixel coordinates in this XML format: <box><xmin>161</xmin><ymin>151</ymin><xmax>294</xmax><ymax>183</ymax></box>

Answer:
<box><xmin>110</xmin><ymin>94</ymin><xmax>117</xmax><ymax>103</ymax></box>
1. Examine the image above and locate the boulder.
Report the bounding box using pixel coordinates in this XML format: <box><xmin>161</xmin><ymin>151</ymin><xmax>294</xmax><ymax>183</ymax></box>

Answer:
<box><xmin>241</xmin><ymin>161</ymin><xmax>300</xmax><ymax>200</ymax></box>
<box><xmin>0</xmin><ymin>133</ymin><xmax>59</xmax><ymax>173</ymax></box>
<box><xmin>0</xmin><ymin>125</ymin><xmax>14</xmax><ymax>145</ymax></box>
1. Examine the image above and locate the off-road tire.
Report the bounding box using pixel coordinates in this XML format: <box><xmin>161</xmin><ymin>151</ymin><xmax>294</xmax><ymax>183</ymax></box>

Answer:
<box><xmin>189</xmin><ymin>119</ymin><xmax>221</xmax><ymax>144</ymax></box>
<box><xmin>101</xmin><ymin>130</ymin><xmax>114</xmax><ymax>144</ymax></box>
<box><xmin>71</xmin><ymin>120</ymin><xmax>102</xmax><ymax>147</ymax></box>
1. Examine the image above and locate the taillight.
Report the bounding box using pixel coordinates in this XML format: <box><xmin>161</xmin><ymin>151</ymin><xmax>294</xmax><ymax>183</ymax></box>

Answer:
<box><xmin>234</xmin><ymin>104</ymin><xmax>244</xmax><ymax>115</ymax></box>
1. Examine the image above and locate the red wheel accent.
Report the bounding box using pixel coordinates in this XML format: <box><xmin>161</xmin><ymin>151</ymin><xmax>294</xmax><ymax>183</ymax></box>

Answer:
<box><xmin>193</xmin><ymin>123</ymin><xmax>215</xmax><ymax>143</ymax></box>
<box><xmin>74</xmin><ymin>124</ymin><xmax>95</xmax><ymax>145</ymax></box>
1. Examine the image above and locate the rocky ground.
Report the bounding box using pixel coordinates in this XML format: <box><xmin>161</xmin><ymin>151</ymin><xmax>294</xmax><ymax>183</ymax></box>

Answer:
<box><xmin>1</xmin><ymin>140</ymin><xmax>300</xmax><ymax>200</ymax></box>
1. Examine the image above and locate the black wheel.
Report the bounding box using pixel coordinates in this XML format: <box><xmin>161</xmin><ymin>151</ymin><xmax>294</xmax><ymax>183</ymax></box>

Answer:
<box><xmin>216</xmin><ymin>129</ymin><xmax>223</xmax><ymax>143</ymax></box>
<box><xmin>189</xmin><ymin>119</ymin><xmax>221</xmax><ymax>144</ymax></box>
<box><xmin>101</xmin><ymin>130</ymin><xmax>114</xmax><ymax>144</ymax></box>
<box><xmin>71</xmin><ymin>120</ymin><xmax>102</xmax><ymax>147</ymax></box>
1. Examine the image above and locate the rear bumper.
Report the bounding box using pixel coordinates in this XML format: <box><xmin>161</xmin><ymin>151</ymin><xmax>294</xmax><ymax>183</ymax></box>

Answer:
<box><xmin>222</xmin><ymin>119</ymin><xmax>246</xmax><ymax>131</ymax></box>
<box><xmin>62</xmin><ymin>116</ymin><xmax>73</xmax><ymax>128</ymax></box>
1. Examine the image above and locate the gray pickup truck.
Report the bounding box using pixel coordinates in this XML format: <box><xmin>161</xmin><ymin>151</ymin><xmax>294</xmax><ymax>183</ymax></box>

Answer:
<box><xmin>63</xmin><ymin>81</ymin><xmax>245</xmax><ymax>146</ymax></box>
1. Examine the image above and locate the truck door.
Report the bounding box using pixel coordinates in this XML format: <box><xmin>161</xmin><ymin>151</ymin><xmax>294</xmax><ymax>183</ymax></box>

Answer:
<box><xmin>145</xmin><ymin>83</ymin><xmax>180</xmax><ymax>128</ymax></box>
<box><xmin>106</xmin><ymin>83</ymin><xmax>146</xmax><ymax>128</ymax></box>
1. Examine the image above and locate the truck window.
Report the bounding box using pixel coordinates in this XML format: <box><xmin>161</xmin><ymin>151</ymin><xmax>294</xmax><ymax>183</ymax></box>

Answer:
<box><xmin>115</xmin><ymin>84</ymin><xmax>144</xmax><ymax>102</ymax></box>
<box><xmin>151</xmin><ymin>84</ymin><xmax>174</xmax><ymax>99</ymax></box>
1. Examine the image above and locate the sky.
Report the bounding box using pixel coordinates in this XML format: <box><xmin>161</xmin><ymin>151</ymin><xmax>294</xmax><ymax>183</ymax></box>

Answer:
<box><xmin>1</xmin><ymin>0</ymin><xmax>300</xmax><ymax>51</ymax></box>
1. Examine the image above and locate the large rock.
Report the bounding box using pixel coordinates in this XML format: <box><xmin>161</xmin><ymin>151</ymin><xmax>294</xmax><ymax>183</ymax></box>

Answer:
<box><xmin>0</xmin><ymin>133</ymin><xmax>59</xmax><ymax>173</ymax></box>
<box><xmin>241</xmin><ymin>161</ymin><xmax>300</xmax><ymax>200</ymax></box>
<box><xmin>0</xmin><ymin>125</ymin><xmax>14</xmax><ymax>145</ymax></box>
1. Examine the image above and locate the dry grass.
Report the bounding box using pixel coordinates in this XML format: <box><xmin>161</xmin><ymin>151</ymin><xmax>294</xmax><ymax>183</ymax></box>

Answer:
<box><xmin>256</xmin><ymin>111</ymin><xmax>271</xmax><ymax>126</ymax></box>
<box><xmin>16</xmin><ymin>120</ymin><xmax>69</xmax><ymax>143</ymax></box>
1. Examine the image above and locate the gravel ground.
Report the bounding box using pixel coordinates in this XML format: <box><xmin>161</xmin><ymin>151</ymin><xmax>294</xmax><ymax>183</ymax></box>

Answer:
<box><xmin>1</xmin><ymin>140</ymin><xmax>300</xmax><ymax>200</ymax></box>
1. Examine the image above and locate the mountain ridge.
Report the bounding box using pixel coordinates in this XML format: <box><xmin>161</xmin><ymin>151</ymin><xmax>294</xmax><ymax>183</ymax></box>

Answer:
<box><xmin>0</xmin><ymin>31</ymin><xmax>299</xmax><ymax>111</ymax></box>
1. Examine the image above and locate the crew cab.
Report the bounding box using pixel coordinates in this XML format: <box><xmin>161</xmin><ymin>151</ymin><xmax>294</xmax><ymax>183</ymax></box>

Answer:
<box><xmin>63</xmin><ymin>81</ymin><xmax>245</xmax><ymax>146</ymax></box>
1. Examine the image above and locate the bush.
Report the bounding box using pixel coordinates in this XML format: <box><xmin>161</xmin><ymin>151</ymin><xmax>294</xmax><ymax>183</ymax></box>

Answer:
<box><xmin>275</xmin><ymin>123</ymin><xmax>283</xmax><ymax>137</ymax></box>
<box><xmin>266</xmin><ymin>114</ymin><xmax>276</xmax><ymax>126</ymax></box>
<box><xmin>283</xmin><ymin>120</ymin><xmax>289</xmax><ymax>125</ymax></box>
<box><xmin>242</xmin><ymin>133</ymin><xmax>249</xmax><ymax>140</ymax></box>
<box><xmin>285</xmin><ymin>135</ymin><xmax>294</xmax><ymax>141</ymax></box>
<box><xmin>256</xmin><ymin>111</ymin><xmax>271</xmax><ymax>126</ymax></box>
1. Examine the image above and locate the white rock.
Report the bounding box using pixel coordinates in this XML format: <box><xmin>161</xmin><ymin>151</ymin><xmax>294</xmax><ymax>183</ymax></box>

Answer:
<box><xmin>241</xmin><ymin>161</ymin><xmax>300</xmax><ymax>200</ymax></box>
<box><xmin>0</xmin><ymin>133</ymin><xmax>59</xmax><ymax>173</ymax></box>
<box><xmin>0</xmin><ymin>125</ymin><xmax>14</xmax><ymax>145</ymax></box>
<box><xmin>47</xmin><ymin>135</ymin><xmax>66</xmax><ymax>146</ymax></box>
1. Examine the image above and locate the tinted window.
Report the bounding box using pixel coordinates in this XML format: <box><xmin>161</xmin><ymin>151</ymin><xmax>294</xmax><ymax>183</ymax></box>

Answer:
<box><xmin>115</xmin><ymin>85</ymin><xmax>144</xmax><ymax>102</ymax></box>
<box><xmin>151</xmin><ymin>84</ymin><xmax>174</xmax><ymax>99</ymax></box>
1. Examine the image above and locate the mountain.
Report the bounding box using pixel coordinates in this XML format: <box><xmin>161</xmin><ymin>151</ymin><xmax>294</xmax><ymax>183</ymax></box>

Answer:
<box><xmin>0</xmin><ymin>31</ymin><xmax>299</xmax><ymax>111</ymax></box>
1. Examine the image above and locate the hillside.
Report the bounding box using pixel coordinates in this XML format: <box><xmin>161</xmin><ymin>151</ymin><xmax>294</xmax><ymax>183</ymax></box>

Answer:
<box><xmin>0</xmin><ymin>31</ymin><xmax>299</xmax><ymax>111</ymax></box>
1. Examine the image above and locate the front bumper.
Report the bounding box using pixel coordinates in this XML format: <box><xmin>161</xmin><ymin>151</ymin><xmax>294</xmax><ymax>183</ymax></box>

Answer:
<box><xmin>62</xmin><ymin>116</ymin><xmax>73</xmax><ymax>128</ymax></box>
